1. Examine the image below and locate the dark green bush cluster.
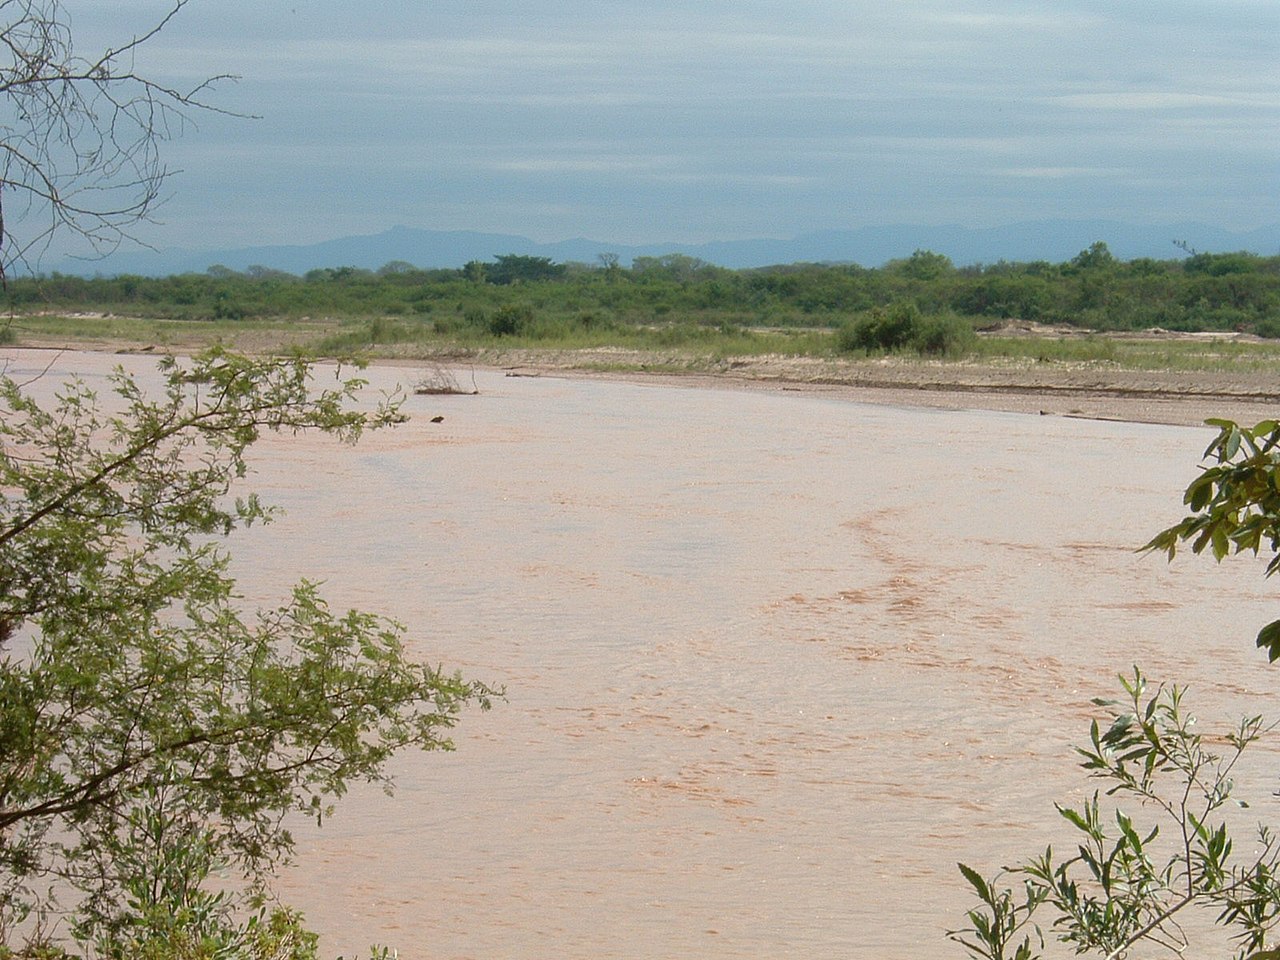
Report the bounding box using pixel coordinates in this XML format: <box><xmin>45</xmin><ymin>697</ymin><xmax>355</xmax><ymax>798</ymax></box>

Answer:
<box><xmin>431</xmin><ymin>303</ymin><xmax>617</xmax><ymax>342</ymax></box>
<box><xmin>837</xmin><ymin>301</ymin><xmax>974</xmax><ymax>356</ymax></box>
<box><xmin>488</xmin><ymin>303</ymin><xmax>533</xmax><ymax>336</ymax></box>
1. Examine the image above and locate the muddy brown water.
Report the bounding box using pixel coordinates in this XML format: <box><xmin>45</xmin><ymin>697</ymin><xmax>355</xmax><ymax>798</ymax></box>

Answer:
<box><xmin>6</xmin><ymin>351</ymin><xmax>1279</xmax><ymax>959</ymax></box>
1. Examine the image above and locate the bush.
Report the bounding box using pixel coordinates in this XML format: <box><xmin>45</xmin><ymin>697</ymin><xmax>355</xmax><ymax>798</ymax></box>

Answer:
<box><xmin>212</xmin><ymin>290</ymin><xmax>246</xmax><ymax>320</ymax></box>
<box><xmin>431</xmin><ymin>315</ymin><xmax>461</xmax><ymax>335</ymax></box>
<box><xmin>912</xmin><ymin>313</ymin><xmax>975</xmax><ymax>355</ymax></box>
<box><xmin>1253</xmin><ymin>316</ymin><xmax>1280</xmax><ymax>339</ymax></box>
<box><xmin>488</xmin><ymin>304</ymin><xmax>534</xmax><ymax>337</ymax></box>
<box><xmin>838</xmin><ymin>301</ymin><xmax>921</xmax><ymax>352</ymax></box>
<box><xmin>365</xmin><ymin>316</ymin><xmax>421</xmax><ymax>344</ymax></box>
<box><xmin>575</xmin><ymin>310</ymin><xmax>612</xmax><ymax>331</ymax></box>
<box><xmin>837</xmin><ymin>301</ymin><xmax>973</xmax><ymax>356</ymax></box>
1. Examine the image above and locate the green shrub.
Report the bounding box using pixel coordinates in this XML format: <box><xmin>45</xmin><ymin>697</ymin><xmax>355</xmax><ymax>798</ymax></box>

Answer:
<box><xmin>488</xmin><ymin>304</ymin><xmax>534</xmax><ymax>337</ymax></box>
<box><xmin>839</xmin><ymin>301</ymin><xmax>922</xmax><ymax>352</ymax></box>
<box><xmin>212</xmin><ymin>291</ymin><xmax>246</xmax><ymax>320</ymax></box>
<box><xmin>431</xmin><ymin>314</ymin><xmax>465</xmax><ymax>335</ymax></box>
<box><xmin>364</xmin><ymin>316</ymin><xmax>417</xmax><ymax>344</ymax></box>
<box><xmin>912</xmin><ymin>313</ymin><xmax>975</xmax><ymax>355</ymax></box>
<box><xmin>837</xmin><ymin>301</ymin><xmax>973</xmax><ymax>356</ymax></box>
<box><xmin>1253</xmin><ymin>316</ymin><xmax>1280</xmax><ymax>339</ymax></box>
<box><xmin>951</xmin><ymin>670</ymin><xmax>1280</xmax><ymax>960</ymax></box>
<box><xmin>576</xmin><ymin>310</ymin><xmax>612</xmax><ymax>331</ymax></box>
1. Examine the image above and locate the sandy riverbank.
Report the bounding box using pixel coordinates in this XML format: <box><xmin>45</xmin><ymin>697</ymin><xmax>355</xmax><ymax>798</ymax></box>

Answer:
<box><xmin>11</xmin><ymin>335</ymin><xmax>1280</xmax><ymax>427</ymax></box>
<box><xmin>477</xmin><ymin>347</ymin><xmax>1280</xmax><ymax>428</ymax></box>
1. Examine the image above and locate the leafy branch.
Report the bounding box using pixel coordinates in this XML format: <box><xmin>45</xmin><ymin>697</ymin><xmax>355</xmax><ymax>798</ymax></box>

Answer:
<box><xmin>1144</xmin><ymin>418</ymin><xmax>1280</xmax><ymax>660</ymax></box>
<box><xmin>950</xmin><ymin>670</ymin><xmax>1280</xmax><ymax>959</ymax></box>
<box><xmin>0</xmin><ymin>350</ymin><xmax>495</xmax><ymax>955</ymax></box>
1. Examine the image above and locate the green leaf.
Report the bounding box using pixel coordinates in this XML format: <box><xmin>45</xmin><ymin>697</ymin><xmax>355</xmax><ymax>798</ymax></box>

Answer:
<box><xmin>1115</xmin><ymin>810</ymin><xmax>1142</xmax><ymax>851</ymax></box>
<box><xmin>1211</xmin><ymin>524</ymin><xmax>1230</xmax><ymax>560</ymax></box>
<box><xmin>1256</xmin><ymin>620</ymin><xmax>1280</xmax><ymax>662</ymax></box>
<box><xmin>1223</xmin><ymin>425</ymin><xmax>1242</xmax><ymax>460</ymax></box>
<box><xmin>1058</xmin><ymin>806</ymin><xmax>1090</xmax><ymax>833</ymax></box>
<box><xmin>958</xmin><ymin>862</ymin><xmax>991</xmax><ymax>903</ymax></box>
<box><xmin>1186</xmin><ymin>474</ymin><xmax>1216</xmax><ymax>511</ymax></box>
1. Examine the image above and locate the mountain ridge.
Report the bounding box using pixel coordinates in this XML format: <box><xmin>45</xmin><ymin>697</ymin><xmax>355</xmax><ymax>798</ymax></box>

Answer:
<box><xmin>49</xmin><ymin>220</ymin><xmax>1280</xmax><ymax>277</ymax></box>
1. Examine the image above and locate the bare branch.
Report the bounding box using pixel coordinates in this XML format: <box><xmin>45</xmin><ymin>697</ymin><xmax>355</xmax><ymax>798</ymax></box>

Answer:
<box><xmin>0</xmin><ymin>0</ymin><xmax>244</xmax><ymax>280</ymax></box>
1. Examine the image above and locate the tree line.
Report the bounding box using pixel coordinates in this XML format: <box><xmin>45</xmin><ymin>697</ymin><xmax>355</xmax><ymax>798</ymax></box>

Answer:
<box><xmin>10</xmin><ymin>243</ymin><xmax>1280</xmax><ymax>336</ymax></box>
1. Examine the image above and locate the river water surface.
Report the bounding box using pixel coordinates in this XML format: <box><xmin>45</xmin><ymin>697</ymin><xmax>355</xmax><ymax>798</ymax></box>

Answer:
<box><xmin>7</xmin><ymin>351</ymin><xmax>1279</xmax><ymax>959</ymax></box>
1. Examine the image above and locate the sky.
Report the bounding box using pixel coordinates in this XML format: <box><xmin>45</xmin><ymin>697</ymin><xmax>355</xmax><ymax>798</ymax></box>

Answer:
<box><xmin>35</xmin><ymin>0</ymin><xmax>1280</xmax><ymax>260</ymax></box>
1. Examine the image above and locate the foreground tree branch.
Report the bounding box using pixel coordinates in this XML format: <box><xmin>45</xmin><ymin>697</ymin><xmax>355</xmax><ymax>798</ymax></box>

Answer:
<box><xmin>0</xmin><ymin>351</ymin><xmax>496</xmax><ymax>956</ymax></box>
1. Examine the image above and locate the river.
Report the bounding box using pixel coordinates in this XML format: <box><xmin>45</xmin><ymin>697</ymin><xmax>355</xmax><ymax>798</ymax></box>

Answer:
<box><xmin>6</xmin><ymin>351</ymin><xmax>1277</xmax><ymax>959</ymax></box>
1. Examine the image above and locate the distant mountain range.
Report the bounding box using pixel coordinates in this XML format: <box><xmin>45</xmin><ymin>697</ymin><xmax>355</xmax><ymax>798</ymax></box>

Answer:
<box><xmin>49</xmin><ymin>220</ymin><xmax>1280</xmax><ymax>278</ymax></box>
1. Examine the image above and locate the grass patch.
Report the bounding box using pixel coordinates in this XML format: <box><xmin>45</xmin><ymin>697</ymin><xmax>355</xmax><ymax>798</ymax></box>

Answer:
<box><xmin>971</xmin><ymin>334</ymin><xmax>1280</xmax><ymax>372</ymax></box>
<box><xmin>967</xmin><ymin>335</ymin><xmax>1121</xmax><ymax>365</ymax></box>
<box><xmin>7</xmin><ymin>312</ymin><xmax>335</xmax><ymax>353</ymax></box>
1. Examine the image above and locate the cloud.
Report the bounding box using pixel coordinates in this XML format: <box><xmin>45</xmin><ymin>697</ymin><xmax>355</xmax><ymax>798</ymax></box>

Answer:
<box><xmin>1052</xmin><ymin>92</ymin><xmax>1276</xmax><ymax>110</ymax></box>
<box><xmin>37</xmin><ymin>0</ymin><xmax>1280</xmax><ymax>258</ymax></box>
<box><xmin>483</xmin><ymin>156</ymin><xmax>676</xmax><ymax>175</ymax></box>
<box><xmin>996</xmin><ymin>166</ymin><xmax>1128</xmax><ymax>179</ymax></box>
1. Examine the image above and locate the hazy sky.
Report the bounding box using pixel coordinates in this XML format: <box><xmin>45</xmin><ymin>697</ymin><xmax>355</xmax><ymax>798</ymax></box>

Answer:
<box><xmin>53</xmin><ymin>0</ymin><xmax>1280</xmax><ymax>257</ymax></box>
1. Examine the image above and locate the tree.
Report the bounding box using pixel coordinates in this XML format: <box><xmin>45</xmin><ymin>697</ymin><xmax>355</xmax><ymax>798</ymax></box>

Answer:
<box><xmin>1070</xmin><ymin>241</ymin><xmax>1117</xmax><ymax>272</ymax></box>
<box><xmin>462</xmin><ymin>259</ymin><xmax>487</xmax><ymax>284</ymax></box>
<box><xmin>376</xmin><ymin>260</ymin><xmax>418</xmax><ymax>277</ymax></box>
<box><xmin>486</xmin><ymin>253</ymin><xmax>565</xmax><ymax>285</ymax></box>
<box><xmin>0</xmin><ymin>350</ymin><xmax>495</xmax><ymax>956</ymax></box>
<box><xmin>888</xmin><ymin>248</ymin><xmax>954</xmax><ymax>281</ymax></box>
<box><xmin>0</xmin><ymin>0</ymin><xmax>232</xmax><ymax>279</ymax></box>
<box><xmin>630</xmin><ymin>253</ymin><xmax>714</xmax><ymax>283</ymax></box>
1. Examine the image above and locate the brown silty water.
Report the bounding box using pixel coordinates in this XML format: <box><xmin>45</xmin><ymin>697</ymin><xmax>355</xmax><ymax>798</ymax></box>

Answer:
<box><xmin>6</xmin><ymin>351</ymin><xmax>1278</xmax><ymax>958</ymax></box>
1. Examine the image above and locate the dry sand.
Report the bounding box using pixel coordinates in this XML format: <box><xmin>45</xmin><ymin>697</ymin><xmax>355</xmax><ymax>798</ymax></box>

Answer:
<box><xmin>489</xmin><ymin>348</ymin><xmax>1280</xmax><ymax>428</ymax></box>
